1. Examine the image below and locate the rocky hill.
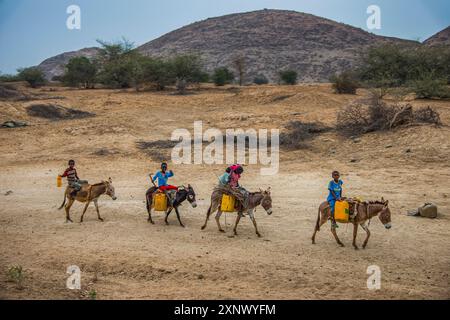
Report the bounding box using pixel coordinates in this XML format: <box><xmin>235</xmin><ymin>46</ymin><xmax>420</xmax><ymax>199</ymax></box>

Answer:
<box><xmin>37</xmin><ymin>47</ymin><xmax>100</xmax><ymax>81</ymax></box>
<box><xmin>424</xmin><ymin>26</ymin><xmax>450</xmax><ymax>46</ymax></box>
<box><xmin>38</xmin><ymin>9</ymin><xmax>425</xmax><ymax>82</ymax></box>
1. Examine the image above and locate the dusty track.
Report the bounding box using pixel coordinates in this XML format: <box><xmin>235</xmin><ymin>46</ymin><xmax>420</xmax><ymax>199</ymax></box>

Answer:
<box><xmin>0</xmin><ymin>84</ymin><xmax>449</xmax><ymax>299</ymax></box>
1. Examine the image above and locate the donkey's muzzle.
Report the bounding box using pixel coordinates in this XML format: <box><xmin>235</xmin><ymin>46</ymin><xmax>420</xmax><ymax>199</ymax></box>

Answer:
<box><xmin>384</xmin><ymin>223</ymin><xmax>391</xmax><ymax>229</ymax></box>
<box><xmin>191</xmin><ymin>201</ymin><xmax>197</xmax><ymax>208</ymax></box>
<box><xmin>112</xmin><ymin>196</ymin><xmax>117</xmax><ymax>201</ymax></box>
<box><xmin>266</xmin><ymin>208</ymin><xmax>273</xmax><ymax>215</ymax></box>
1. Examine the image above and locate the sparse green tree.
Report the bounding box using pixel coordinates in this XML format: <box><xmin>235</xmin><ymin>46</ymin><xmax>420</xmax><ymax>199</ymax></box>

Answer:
<box><xmin>212</xmin><ymin>67</ymin><xmax>234</xmax><ymax>86</ymax></box>
<box><xmin>279</xmin><ymin>70</ymin><xmax>298</xmax><ymax>85</ymax></box>
<box><xmin>63</xmin><ymin>56</ymin><xmax>97</xmax><ymax>88</ymax></box>
<box><xmin>17</xmin><ymin>67</ymin><xmax>46</xmax><ymax>88</ymax></box>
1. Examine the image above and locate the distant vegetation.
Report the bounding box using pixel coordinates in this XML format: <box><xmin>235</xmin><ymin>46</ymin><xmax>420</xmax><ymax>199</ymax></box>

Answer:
<box><xmin>212</xmin><ymin>67</ymin><xmax>234</xmax><ymax>86</ymax></box>
<box><xmin>332</xmin><ymin>44</ymin><xmax>450</xmax><ymax>99</ymax></box>
<box><xmin>279</xmin><ymin>70</ymin><xmax>298</xmax><ymax>85</ymax></box>
<box><xmin>2</xmin><ymin>40</ymin><xmax>449</xmax><ymax>99</ymax></box>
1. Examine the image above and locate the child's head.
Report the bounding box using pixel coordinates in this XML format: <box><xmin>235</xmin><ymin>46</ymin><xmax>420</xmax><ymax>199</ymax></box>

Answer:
<box><xmin>161</xmin><ymin>162</ymin><xmax>168</xmax><ymax>172</ymax></box>
<box><xmin>68</xmin><ymin>160</ymin><xmax>75</xmax><ymax>168</ymax></box>
<box><xmin>332</xmin><ymin>170</ymin><xmax>340</xmax><ymax>181</ymax></box>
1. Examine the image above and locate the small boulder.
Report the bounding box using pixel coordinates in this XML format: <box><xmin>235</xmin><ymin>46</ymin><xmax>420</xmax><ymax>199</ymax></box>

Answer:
<box><xmin>419</xmin><ymin>203</ymin><xmax>438</xmax><ymax>219</ymax></box>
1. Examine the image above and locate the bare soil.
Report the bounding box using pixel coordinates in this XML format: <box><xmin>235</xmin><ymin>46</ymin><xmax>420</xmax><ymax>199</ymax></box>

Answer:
<box><xmin>0</xmin><ymin>84</ymin><xmax>449</xmax><ymax>299</ymax></box>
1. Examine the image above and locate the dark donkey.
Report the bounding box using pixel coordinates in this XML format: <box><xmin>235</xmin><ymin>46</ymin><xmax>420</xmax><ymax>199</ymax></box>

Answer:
<box><xmin>312</xmin><ymin>198</ymin><xmax>392</xmax><ymax>249</ymax></box>
<box><xmin>145</xmin><ymin>185</ymin><xmax>197</xmax><ymax>227</ymax></box>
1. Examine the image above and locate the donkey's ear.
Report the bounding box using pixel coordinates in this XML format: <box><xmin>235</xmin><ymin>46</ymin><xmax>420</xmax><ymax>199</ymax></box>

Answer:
<box><xmin>188</xmin><ymin>184</ymin><xmax>192</xmax><ymax>189</ymax></box>
<box><xmin>259</xmin><ymin>188</ymin><xmax>263</xmax><ymax>192</ymax></box>
<box><xmin>109</xmin><ymin>177</ymin><xmax>112</xmax><ymax>183</ymax></box>
<box><xmin>267</xmin><ymin>186</ymin><xmax>271</xmax><ymax>193</ymax></box>
<box><xmin>384</xmin><ymin>200</ymin><xmax>389</xmax><ymax>207</ymax></box>
<box><xmin>381</xmin><ymin>196</ymin><xmax>384</xmax><ymax>202</ymax></box>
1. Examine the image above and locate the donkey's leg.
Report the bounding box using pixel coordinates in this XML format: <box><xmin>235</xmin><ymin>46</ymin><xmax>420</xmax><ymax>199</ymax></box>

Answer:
<box><xmin>165</xmin><ymin>208</ymin><xmax>173</xmax><ymax>225</ymax></box>
<box><xmin>233</xmin><ymin>214</ymin><xmax>241</xmax><ymax>235</ymax></box>
<box><xmin>175</xmin><ymin>207</ymin><xmax>185</xmax><ymax>228</ymax></box>
<box><xmin>360</xmin><ymin>223</ymin><xmax>371</xmax><ymax>249</ymax></box>
<box><xmin>93</xmin><ymin>199</ymin><xmax>103</xmax><ymax>222</ymax></box>
<box><xmin>248</xmin><ymin>210</ymin><xmax>261</xmax><ymax>237</ymax></box>
<box><xmin>65</xmin><ymin>198</ymin><xmax>75</xmax><ymax>223</ymax></box>
<box><xmin>201</xmin><ymin>205</ymin><xmax>212</xmax><ymax>230</ymax></box>
<box><xmin>215</xmin><ymin>210</ymin><xmax>225</xmax><ymax>233</ymax></box>
<box><xmin>330</xmin><ymin>225</ymin><xmax>344</xmax><ymax>247</ymax></box>
<box><xmin>312</xmin><ymin>216</ymin><xmax>328</xmax><ymax>244</ymax></box>
<box><xmin>352</xmin><ymin>223</ymin><xmax>359</xmax><ymax>250</ymax></box>
<box><xmin>80</xmin><ymin>201</ymin><xmax>91</xmax><ymax>223</ymax></box>
<box><xmin>202</xmin><ymin>201</ymin><xmax>218</xmax><ymax>230</ymax></box>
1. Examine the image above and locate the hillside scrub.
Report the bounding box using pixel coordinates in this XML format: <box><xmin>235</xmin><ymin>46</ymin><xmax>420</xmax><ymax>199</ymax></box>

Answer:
<box><xmin>358</xmin><ymin>44</ymin><xmax>450</xmax><ymax>99</ymax></box>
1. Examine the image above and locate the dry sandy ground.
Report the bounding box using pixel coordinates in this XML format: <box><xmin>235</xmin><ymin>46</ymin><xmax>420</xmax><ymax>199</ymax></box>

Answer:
<box><xmin>0</xmin><ymin>83</ymin><xmax>449</xmax><ymax>299</ymax></box>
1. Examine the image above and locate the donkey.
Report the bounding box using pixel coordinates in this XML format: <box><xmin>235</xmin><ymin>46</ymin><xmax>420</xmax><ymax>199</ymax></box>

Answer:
<box><xmin>311</xmin><ymin>198</ymin><xmax>392</xmax><ymax>249</ymax></box>
<box><xmin>58</xmin><ymin>178</ymin><xmax>117</xmax><ymax>223</ymax></box>
<box><xmin>145</xmin><ymin>185</ymin><xmax>197</xmax><ymax>227</ymax></box>
<box><xmin>201</xmin><ymin>188</ymin><xmax>273</xmax><ymax>237</ymax></box>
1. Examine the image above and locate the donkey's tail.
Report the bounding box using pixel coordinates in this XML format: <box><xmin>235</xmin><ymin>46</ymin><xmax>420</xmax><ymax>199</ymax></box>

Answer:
<box><xmin>58</xmin><ymin>191</ymin><xmax>67</xmax><ymax>210</ymax></box>
<box><xmin>315</xmin><ymin>207</ymin><xmax>321</xmax><ymax>231</ymax></box>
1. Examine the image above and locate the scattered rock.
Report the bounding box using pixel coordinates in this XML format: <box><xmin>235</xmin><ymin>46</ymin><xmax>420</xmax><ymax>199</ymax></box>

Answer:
<box><xmin>1</xmin><ymin>121</ymin><xmax>28</xmax><ymax>128</ymax></box>
<box><xmin>385</xmin><ymin>144</ymin><xmax>393</xmax><ymax>148</ymax></box>
<box><xmin>407</xmin><ymin>203</ymin><xmax>438</xmax><ymax>218</ymax></box>
<box><xmin>419</xmin><ymin>203</ymin><xmax>438</xmax><ymax>218</ymax></box>
<box><xmin>350</xmin><ymin>159</ymin><xmax>358</xmax><ymax>163</ymax></box>
<box><xmin>352</xmin><ymin>138</ymin><xmax>361</xmax><ymax>143</ymax></box>
<box><xmin>4</xmin><ymin>190</ymin><xmax>13</xmax><ymax>196</ymax></box>
<box><xmin>197</xmin><ymin>274</ymin><xmax>204</xmax><ymax>280</ymax></box>
<box><xmin>405</xmin><ymin>148</ymin><xmax>412</xmax><ymax>153</ymax></box>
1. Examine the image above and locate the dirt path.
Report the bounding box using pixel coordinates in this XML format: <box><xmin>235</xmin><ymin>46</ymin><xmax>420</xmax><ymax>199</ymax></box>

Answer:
<box><xmin>0</xmin><ymin>84</ymin><xmax>449</xmax><ymax>299</ymax></box>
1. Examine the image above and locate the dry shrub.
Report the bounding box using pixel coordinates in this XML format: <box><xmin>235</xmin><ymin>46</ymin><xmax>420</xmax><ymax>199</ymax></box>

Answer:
<box><xmin>136</xmin><ymin>140</ymin><xmax>178</xmax><ymax>162</ymax></box>
<box><xmin>26</xmin><ymin>104</ymin><xmax>94</xmax><ymax>120</ymax></box>
<box><xmin>337</xmin><ymin>97</ymin><xmax>441</xmax><ymax>136</ymax></box>
<box><xmin>280</xmin><ymin>121</ymin><xmax>329</xmax><ymax>149</ymax></box>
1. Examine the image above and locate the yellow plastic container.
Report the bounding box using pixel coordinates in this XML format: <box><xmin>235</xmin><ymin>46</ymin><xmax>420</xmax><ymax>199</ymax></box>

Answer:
<box><xmin>220</xmin><ymin>194</ymin><xmax>236</xmax><ymax>212</ymax></box>
<box><xmin>153</xmin><ymin>193</ymin><xmax>168</xmax><ymax>212</ymax></box>
<box><xmin>57</xmin><ymin>175</ymin><xmax>62</xmax><ymax>188</ymax></box>
<box><xmin>334</xmin><ymin>201</ymin><xmax>350</xmax><ymax>223</ymax></box>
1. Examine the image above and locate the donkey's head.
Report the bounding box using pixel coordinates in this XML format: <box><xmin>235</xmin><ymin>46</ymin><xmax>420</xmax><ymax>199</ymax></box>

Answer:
<box><xmin>260</xmin><ymin>187</ymin><xmax>273</xmax><ymax>215</ymax></box>
<box><xmin>378</xmin><ymin>198</ymin><xmax>391</xmax><ymax>229</ymax></box>
<box><xmin>185</xmin><ymin>184</ymin><xmax>197</xmax><ymax>208</ymax></box>
<box><xmin>105</xmin><ymin>177</ymin><xmax>117</xmax><ymax>200</ymax></box>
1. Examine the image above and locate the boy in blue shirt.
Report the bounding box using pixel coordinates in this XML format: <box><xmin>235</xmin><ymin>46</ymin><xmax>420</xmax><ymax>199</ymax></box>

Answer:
<box><xmin>327</xmin><ymin>171</ymin><xmax>343</xmax><ymax>228</ymax></box>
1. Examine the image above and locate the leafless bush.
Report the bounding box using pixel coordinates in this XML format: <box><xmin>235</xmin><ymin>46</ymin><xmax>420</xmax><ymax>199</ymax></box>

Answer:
<box><xmin>413</xmin><ymin>106</ymin><xmax>441</xmax><ymax>125</ymax></box>
<box><xmin>280</xmin><ymin>121</ymin><xmax>329</xmax><ymax>149</ymax></box>
<box><xmin>337</xmin><ymin>96</ymin><xmax>441</xmax><ymax>136</ymax></box>
<box><xmin>136</xmin><ymin>140</ymin><xmax>178</xmax><ymax>162</ymax></box>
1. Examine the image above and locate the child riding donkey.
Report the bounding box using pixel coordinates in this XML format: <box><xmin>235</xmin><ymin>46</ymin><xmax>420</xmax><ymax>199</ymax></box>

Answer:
<box><xmin>218</xmin><ymin>164</ymin><xmax>249</xmax><ymax>217</ymax></box>
<box><xmin>146</xmin><ymin>162</ymin><xmax>178</xmax><ymax>205</ymax></box>
<box><xmin>59</xmin><ymin>160</ymin><xmax>88</xmax><ymax>197</ymax></box>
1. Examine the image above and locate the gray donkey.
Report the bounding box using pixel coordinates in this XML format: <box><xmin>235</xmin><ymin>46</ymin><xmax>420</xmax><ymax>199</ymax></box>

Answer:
<box><xmin>201</xmin><ymin>187</ymin><xmax>273</xmax><ymax>237</ymax></box>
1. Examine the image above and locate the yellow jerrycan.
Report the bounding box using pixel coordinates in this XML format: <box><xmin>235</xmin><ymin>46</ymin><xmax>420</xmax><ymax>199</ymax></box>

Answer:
<box><xmin>221</xmin><ymin>194</ymin><xmax>236</xmax><ymax>212</ymax></box>
<box><xmin>153</xmin><ymin>192</ymin><xmax>168</xmax><ymax>212</ymax></box>
<box><xmin>57</xmin><ymin>175</ymin><xmax>62</xmax><ymax>188</ymax></box>
<box><xmin>334</xmin><ymin>201</ymin><xmax>350</xmax><ymax>223</ymax></box>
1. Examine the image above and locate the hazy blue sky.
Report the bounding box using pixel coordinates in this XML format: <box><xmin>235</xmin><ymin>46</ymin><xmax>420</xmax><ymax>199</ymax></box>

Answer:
<box><xmin>0</xmin><ymin>0</ymin><xmax>449</xmax><ymax>74</ymax></box>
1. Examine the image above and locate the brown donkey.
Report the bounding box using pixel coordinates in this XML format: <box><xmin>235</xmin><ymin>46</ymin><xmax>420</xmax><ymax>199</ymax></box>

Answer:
<box><xmin>311</xmin><ymin>198</ymin><xmax>392</xmax><ymax>249</ymax></box>
<box><xmin>58</xmin><ymin>178</ymin><xmax>117</xmax><ymax>223</ymax></box>
<box><xmin>201</xmin><ymin>188</ymin><xmax>273</xmax><ymax>237</ymax></box>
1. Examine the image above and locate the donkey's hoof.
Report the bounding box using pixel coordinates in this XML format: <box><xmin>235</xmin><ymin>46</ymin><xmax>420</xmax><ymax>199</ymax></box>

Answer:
<box><xmin>98</xmin><ymin>218</ymin><xmax>104</xmax><ymax>222</ymax></box>
<box><xmin>201</xmin><ymin>225</ymin><xmax>206</xmax><ymax>230</ymax></box>
<box><xmin>219</xmin><ymin>229</ymin><xmax>225</xmax><ymax>233</ymax></box>
<box><xmin>257</xmin><ymin>233</ymin><xmax>262</xmax><ymax>238</ymax></box>
<box><xmin>339</xmin><ymin>243</ymin><xmax>345</xmax><ymax>247</ymax></box>
<box><xmin>66</xmin><ymin>219</ymin><xmax>73</xmax><ymax>223</ymax></box>
<box><xmin>353</xmin><ymin>246</ymin><xmax>359</xmax><ymax>250</ymax></box>
<box><xmin>180</xmin><ymin>224</ymin><xmax>185</xmax><ymax>228</ymax></box>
